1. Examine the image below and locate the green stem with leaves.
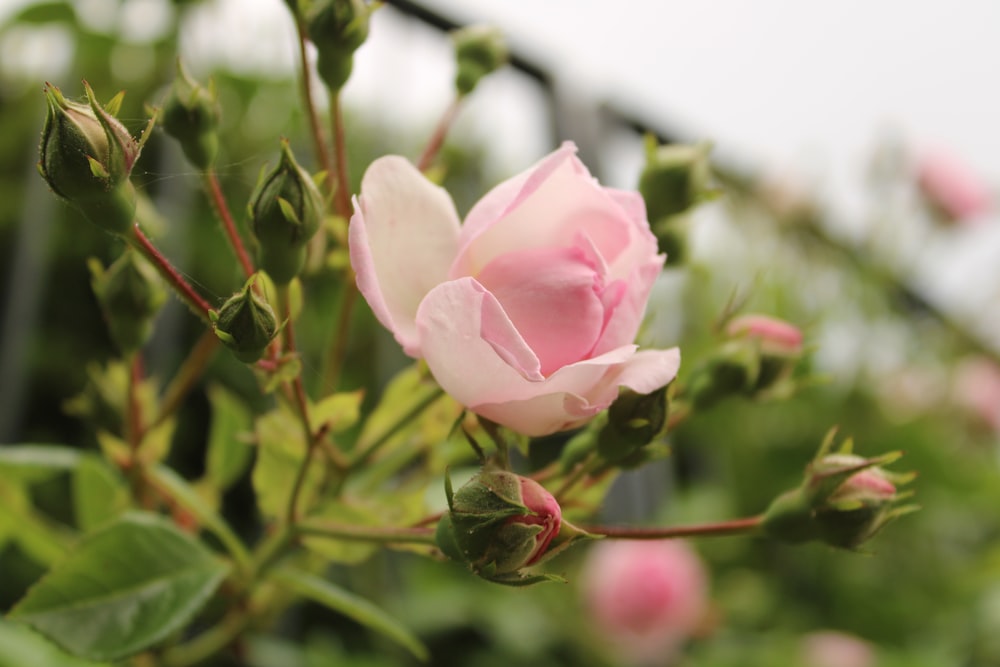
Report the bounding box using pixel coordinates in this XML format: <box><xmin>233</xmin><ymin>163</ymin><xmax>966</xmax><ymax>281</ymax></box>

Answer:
<box><xmin>349</xmin><ymin>382</ymin><xmax>446</xmax><ymax>469</ymax></box>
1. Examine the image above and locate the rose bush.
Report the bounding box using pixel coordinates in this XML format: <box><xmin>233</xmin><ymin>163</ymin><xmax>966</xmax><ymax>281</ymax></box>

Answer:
<box><xmin>349</xmin><ymin>142</ymin><xmax>680</xmax><ymax>436</ymax></box>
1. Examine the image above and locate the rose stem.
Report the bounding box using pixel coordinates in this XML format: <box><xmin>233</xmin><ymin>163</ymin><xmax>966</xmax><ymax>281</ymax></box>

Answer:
<box><xmin>126</xmin><ymin>223</ymin><xmax>214</xmax><ymax>323</ymax></box>
<box><xmin>124</xmin><ymin>352</ymin><xmax>151</xmax><ymax>505</ymax></box>
<box><xmin>417</xmin><ymin>97</ymin><xmax>462</xmax><ymax>172</ymax></box>
<box><xmin>329</xmin><ymin>91</ymin><xmax>352</xmax><ymax>219</ymax></box>
<box><xmin>295</xmin><ymin>520</ymin><xmax>436</xmax><ymax>544</ymax></box>
<box><xmin>583</xmin><ymin>515</ymin><xmax>764</xmax><ymax>540</ymax></box>
<box><xmin>291</xmin><ymin>15</ymin><xmax>335</xmax><ymax>193</ymax></box>
<box><xmin>204</xmin><ymin>171</ymin><xmax>255</xmax><ymax>279</ymax></box>
<box><xmin>150</xmin><ymin>329</ymin><xmax>219</xmax><ymax>430</ymax></box>
<box><xmin>348</xmin><ymin>382</ymin><xmax>446</xmax><ymax>469</ymax></box>
<box><xmin>320</xmin><ymin>275</ymin><xmax>358</xmax><ymax>393</ymax></box>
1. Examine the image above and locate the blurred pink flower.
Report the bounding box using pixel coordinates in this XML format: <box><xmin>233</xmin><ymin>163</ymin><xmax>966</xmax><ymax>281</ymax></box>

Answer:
<box><xmin>726</xmin><ymin>313</ymin><xmax>804</xmax><ymax>357</ymax></box>
<box><xmin>580</xmin><ymin>540</ymin><xmax>708</xmax><ymax>665</ymax></box>
<box><xmin>953</xmin><ymin>357</ymin><xmax>1000</xmax><ymax>433</ymax></box>
<box><xmin>916</xmin><ymin>150</ymin><xmax>992</xmax><ymax>223</ymax></box>
<box><xmin>801</xmin><ymin>630</ymin><xmax>875</xmax><ymax>667</ymax></box>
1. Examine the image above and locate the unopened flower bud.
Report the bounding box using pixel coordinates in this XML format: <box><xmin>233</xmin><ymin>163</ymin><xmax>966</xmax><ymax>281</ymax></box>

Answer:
<box><xmin>211</xmin><ymin>274</ymin><xmax>278</xmax><ymax>363</ymax></box>
<box><xmin>581</xmin><ymin>540</ymin><xmax>709</xmax><ymax>666</ymax></box>
<box><xmin>916</xmin><ymin>149</ymin><xmax>992</xmax><ymax>224</ymax></box>
<box><xmin>762</xmin><ymin>431</ymin><xmax>917</xmax><ymax>549</ymax></box>
<box><xmin>307</xmin><ymin>0</ymin><xmax>370</xmax><ymax>91</ymax></box>
<box><xmin>597</xmin><ymin>386</ymin><xmax>669</xmax><ymax>465</ymax></box>
<box><xmin>89</xmin><ymin>250</ymin><xmax>166</xmax><ymax>355</ymax></box>
<box><xmin>640</xmin><ymin>140</ymin><xmax>713</xmax><ymax>221</ymax></box>
<box><xmin>161</xmin><ymin>60</ymin><xmax>220</xmax><ymax>170</ymax></box>
<box><xmin>436</xmin><ymin>468</ymin><xmax>562</xmax><ymax>581</ymax></box>
<box><xmin>452</xmin><ymin>25</ymin><xmax>508</xmax><ymax>96</ymax></box>
<box><xmin>38</xmin><ymin>82</ymin><xmax>146</xmax><ymax>235</ymax></box>
<box><xmin>249</xmin><ymin>140</ymin><xmax>324</xmax><ymax>284</ymax></box>
<box><xmin>726</xmin><ymin>314</ymin><xmax>803</xmax><ymax>358</ymax></box>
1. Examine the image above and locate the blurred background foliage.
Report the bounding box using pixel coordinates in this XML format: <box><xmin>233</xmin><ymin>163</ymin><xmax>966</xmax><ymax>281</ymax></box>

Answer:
<box><xmin>2</xmin><ymin>1</ymin><xmax>1000</xmax><ymax>666</ymax></box>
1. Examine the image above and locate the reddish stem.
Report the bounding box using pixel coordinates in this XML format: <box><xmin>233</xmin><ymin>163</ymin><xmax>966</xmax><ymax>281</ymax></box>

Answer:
<box><xmin>205</xmin><ymin>172</ymin><xmax>254</xmax><ymax>279</ymax></box>
<box><xmin>129</xmin><ymin>224</ymin><xmax>213</xmax><ymax>322</ymax></box>
<box><xmin>417</xmin><ymin>97</ymin><xmax>462</xmax><ymax>172</ymax></box>
<box><xmin>294</xmin><ymin>18</ymin><xmax>335</xmax><ymax>191</ymax></box>
<box><xmin>330</xmin><ymin>93</ymin><xmax>352</xmax><ymax>219</ymax></box>
<box><xmin>583</xmin><ymin>515</ymin><xmax>763</xmax><ymax>540</ymax></box>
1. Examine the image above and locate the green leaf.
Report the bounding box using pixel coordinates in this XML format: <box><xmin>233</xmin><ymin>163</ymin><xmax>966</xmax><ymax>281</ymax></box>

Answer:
<box><xmin>0</xmin><ymin>483</ymin><xmax>72</xmax><ymax>566</ymax></box>
<box><xmin>0</xmin><ymin>619</ymin><xmax>110</xmax><ymax>667</ymax></box>
<box><xmin>72</xmin><ymin>455</ymin><xmax>129</xmax><ymax>532</ymax></box>
<box><xmin>253</xmin><ymin>406</ymin><xmax>323</xmax><ymax>519</ymax></box>
<box><xmin>0</xmin><ymin>444</ymin><xmax>81</xmax><ymax>484</ymax></box>
<box><xmin>146</xmin><ymin>464</ymin><xmax>251</xmax><ymax>569</ymax></box>
<box><xmin>10</xmin><ymin>512</ymin><xmax>231</xmax><ymax>661</ymax></box>
<box><xmin>311</xmin><ymin>391</ymin><xmax>363</xmax><ymax>434</ymax></box>
<box><xmin>271</xmin><ymin>567</ymin><xmax>428</xmax><ymax>663</ymax></box>
<box><xmin>7</xmin><ymin>2</ymin><xmax>77</xmax><ymax>26</ymax></box>
<box><xmin>205</xmin><ymin>384</ymin><xmax>254</xmax><ymax>492</ymax></box>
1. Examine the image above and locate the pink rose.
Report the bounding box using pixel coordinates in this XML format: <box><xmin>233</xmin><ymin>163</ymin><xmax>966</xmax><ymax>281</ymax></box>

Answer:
<box><xmin>580</xmin><ymin>540</ymin><xmax>708</xmax><ymax>665</ymax></box>
<box><xmin>350</xmin><ymin>142</ymin><xmax>680</xmax><ymax>436</ymax></box>
<box><xmin>916</xmin><ymin>150</ymin><xmax>992</xmax><ymax>223</ymax></box>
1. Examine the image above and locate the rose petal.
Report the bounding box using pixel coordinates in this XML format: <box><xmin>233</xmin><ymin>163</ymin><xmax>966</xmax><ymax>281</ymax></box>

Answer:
<box><xmin>349</xmin><ymin>155</ymin><xmax>461</xmax><ymax>356</ymax></box>
<box><xmin>477</xmin><ymin>245</ymin><xmax>606</xmax><ymax>376</ymax></box>
<box><xmin>590</xmin><ymin>256</ymin><xmax>664</xmax><ymax>355</ymax></box>
<box><xmin>451</xmin><ymin>143</ymin><xmax>638</xmax><ymax>278</ymax></box>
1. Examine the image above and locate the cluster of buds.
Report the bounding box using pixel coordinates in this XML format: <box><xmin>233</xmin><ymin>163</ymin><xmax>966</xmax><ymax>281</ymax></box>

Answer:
<box><xmin>248</xmin><ymin>140</ymin><xmax>324</xmax><ymax>284</ymax></box>
<box><xmin>761</xmin><ymin>430</ymin><xmax>917</xmax><ymax>550</ymax></box>
<box><xmin>638</xmin><ymin>138</ymin><xmax>716</xmax><ymax>264</ymax></box>
<box><xmin>452</xmin><ymin>25</ymin><xmax>508</xmax><ymax>96</ymax></box>
<box><xmin>688</xmin><ymin>313</ymin><xmax>804</xmax><ymax>409</ymax></box>
<box><xmin>435</xmin><ymin>467</ymin><xmax>587</xmax><ymax>585</ymax></box>
<box><xmin>38</xmin><ymin>82</ymin><xmax>151</xmax><ymax>236</ymax></box>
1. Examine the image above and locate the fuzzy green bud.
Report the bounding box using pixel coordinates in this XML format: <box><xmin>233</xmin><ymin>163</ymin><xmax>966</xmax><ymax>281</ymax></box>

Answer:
<box><xmin>307</xmin><ymin>0</ymin><xmax>371</xmax><ymax>91</ymax></box>
<box><xmin>761</xmin><ymin>431</ymin><xmax>917</xmax><ymax>550</ymax></box>
<box><xmin>595</xmin><ymin>386</ymin><xmax>669</xmax><ymax>465</ymax></box>
<box><xmin>452</xmin><ymin>25</ymin><xmax>508</xmax><ymax>96</ymax></box>
<box><xmin>639</xmin><ymin>139</ymin><xmax>715</xmax><ymax>263</ymax></box>
<box><xmin>211</xmin><ymin>274</ymin><xmax>278</xmax><ymax>363</ymax></box>
<box><xmin>436</xmin><ymin>468</ymin><xmax>562</xmax><ymax>582</ymax></box>
<box><xmin>161</xmin><ymin>60</ymin><xmax>220</xmax><ymax>169</ymax></box>
<box><xmin>248</xmin><ymin>140</ymin><xmax>324</xmax><ymax>284</ymax></box>
<box><xmin>89</xmin><ymin>250</ymin><xmax>167</xmax><ymax>354</ymax></box>
<box><xmin>38</xmin><ymin>82</ymin><xmax>145</xmax><ymax>235</ymax></box>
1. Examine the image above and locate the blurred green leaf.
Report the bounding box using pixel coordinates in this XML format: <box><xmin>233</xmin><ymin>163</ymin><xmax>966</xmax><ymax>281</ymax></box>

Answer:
<box><xmin>71</xmin><ymin>455</ymin><xmax>128</xmax><ymax>532</ymax></box>
<box><xmin>312</xmin><ymin>390</ymin><xmax>363</xmax><ymax>434</ymax></box>
<box><xmin>7</xmin><ymin>1</ymin><xmax>76</xmax><ymax>26</ymax></box>
<box><xmin>0</xmin><ymin>445</ymin><xmax>81</xmax><ymax>484</ymax></box>
<box><xmin>253</xmin><ymin>405</ymin><xmax>322</xmax><ymax>518</ymax></box>
<box><xmin>0</xmin><ymin>619</ymin><xmax>109</xmax><ymax>667</ymax></box>
<box><xmin>271</xmin><ymin>566</ymin><xmax>429</xmax><ymax>663</ymax></box>
<box><xmin>205</xmin><ymin>383</ymin><xmax>254</xmax><ymax>492</ymax></box>
<box><xmin>9</xmin><ymin>512</ymin><xmax>231</xmax><ymax>661</ymax></box>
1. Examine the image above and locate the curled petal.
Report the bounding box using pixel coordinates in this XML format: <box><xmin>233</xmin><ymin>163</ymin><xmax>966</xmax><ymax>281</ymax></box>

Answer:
<box><xmin>349</xmin><ymin>155</ymin><xmax>461</xmax><ymax>355</ymax></box>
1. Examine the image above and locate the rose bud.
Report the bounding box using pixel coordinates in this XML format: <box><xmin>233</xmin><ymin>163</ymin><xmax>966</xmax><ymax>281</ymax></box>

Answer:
<box><xmin>639</xmin><ymin>139</ymin><xmax>715</xmax><ymax>263</ymax></box>
<box><xmin>160</xmin><ymin>60</ymin><xmax>220</xmax><ymax>170</ymax></box>
<box><xmin>88</xmin><ymin>250</ymin><xmax>166</xmax><ymax>355</ymax></box>
<box><xmin>594</xmin><ymin>386</ymin><xmax>669</xmax><ymax>467</ymax></box>
<box><xmin>436</xmin><ymin>468</ymin><xmax>563</xmax><ymax>583</ymax></box>
<box><xmin>580</xmin><ymin>540</ymin><xmax>709</xmax><ymax>665</ymax></box>
<box><xmin>350</xmin><ymin>142</ymin><xmax>680</xmax><ymax>436</ymax></box>
<box><xmin>249</xmin><ymin>139</ymin><xmax>324</xmax><ymax>284</ymax></box>
<box><xmin>212</xmin><ymin>274</ymin><xmax>279</xmax><ymax>363</ymax></box>
<box><xmin>690</xmin><ymin>314</ymin><xmax>804</xmax><ymax>409</ymax></box>
<box><xmin>916</xmin><ymin>149</ymin><xmax>992</xmax><ymax>224</ymax></box>
<box><xmin>38</xmin><ymin>82</ymin><xmax>149</xmax><ymax>235</ymax></box>
<box><xmin>762</xmin><ymin>430</ymin><xmax>917</xmax><ymax>549</ymax></box>
<box><xmin>452</xmin><ymin>25</ymin><xmax>508</xmax><ymax>96</ymax></box>
<box><xmin>307</xmin><ymin>0</ymin><xmax>371</xmax><ymax>92</ymax></box>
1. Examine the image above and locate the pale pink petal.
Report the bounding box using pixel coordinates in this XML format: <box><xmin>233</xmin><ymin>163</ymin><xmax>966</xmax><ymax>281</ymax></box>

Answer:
<box><xmin>416</xmin><ymin>278</ymin><xmax>544</xmax><ymax>410</ymax></box>
<box><xmin>451</xmin><ymin>144</ymin><xmax>638</xmax><ymax>277</ymax></box>
<box><xmin>473</xmin><ymin>392</ymin><xmax>600</xmax><ymax>437</ymax></box>
<box><xmin>349</xmin><ymin>155</ymin><xmax>461</xmax><ymax>356</ymax></box>
<box><xmin>591</xmin><ymin>256</ymin><xmax>664</xmax><ymax>355</ymax></box>
<box><xmin>477</xmin><ymin>245</ymin><xmax>606</xmax><ymax>376</ymax></box>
